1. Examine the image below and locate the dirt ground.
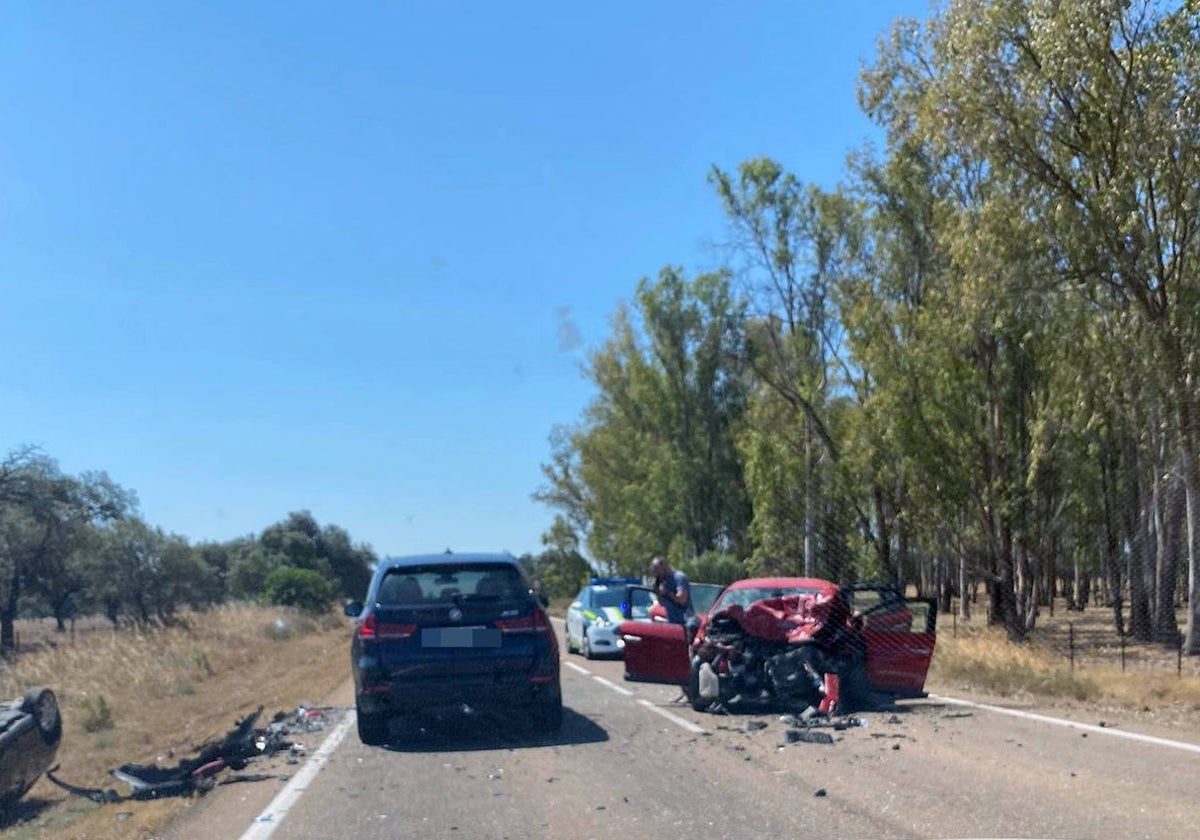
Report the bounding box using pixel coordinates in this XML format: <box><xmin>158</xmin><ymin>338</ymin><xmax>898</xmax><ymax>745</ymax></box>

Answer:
<box><xmin>0</xmin><ymin>607</ymin><xmax>355</xmax><ymax>840</ymax></box>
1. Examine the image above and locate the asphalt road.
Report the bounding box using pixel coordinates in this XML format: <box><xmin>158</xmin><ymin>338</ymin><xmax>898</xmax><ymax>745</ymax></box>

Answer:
<box><xmin>166</xmin><ymin>623</ymin><xmax>1198</xmax><ymax>840</ymax></box>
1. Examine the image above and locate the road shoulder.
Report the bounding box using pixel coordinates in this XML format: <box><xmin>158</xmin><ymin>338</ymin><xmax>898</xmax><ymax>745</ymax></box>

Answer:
<box><xmin>158</xmin><ymin>679</ymin><xmax>356</xmax><ymax>840</ymax></box>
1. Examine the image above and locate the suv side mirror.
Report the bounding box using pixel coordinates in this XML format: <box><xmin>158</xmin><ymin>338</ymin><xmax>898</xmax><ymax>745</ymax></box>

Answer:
<box><xmin>343</xmin><ymin>601</ymin><xmax>363</xmax><ymax>618</ymax></box>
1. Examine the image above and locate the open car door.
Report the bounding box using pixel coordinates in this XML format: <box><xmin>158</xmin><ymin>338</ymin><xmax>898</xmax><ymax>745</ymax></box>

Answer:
<box><xmin>851</xmin><ymin>589</ymin><xmax>937</xmax><ymax>697</ymax></box>
<box><xmin>617</xmin><ymin>585</ymin><xmax>690</xmax><ymax>685</ymax></box>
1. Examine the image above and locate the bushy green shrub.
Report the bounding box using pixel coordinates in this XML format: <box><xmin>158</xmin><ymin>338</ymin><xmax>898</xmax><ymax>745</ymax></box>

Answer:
<box><xmin>261</xmin><ymin>567</ymin><xmax>334</xmax><ymax>615</ymax></box>
<box><xmin>681</xmin><ymin>551</ymin><xmax>744</xmax><ymax>585</ymax></box>
<box><xmin>79</xmin><ymin>694</ymin><xmax>114</xmax><ymax>732</ymax></box>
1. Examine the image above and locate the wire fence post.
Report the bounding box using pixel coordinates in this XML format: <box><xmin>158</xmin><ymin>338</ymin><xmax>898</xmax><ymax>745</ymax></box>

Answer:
<box><xmin>1068</xmin><ymin>622</ymin><xmax>1074</xmax><ymax>674</ymax></box>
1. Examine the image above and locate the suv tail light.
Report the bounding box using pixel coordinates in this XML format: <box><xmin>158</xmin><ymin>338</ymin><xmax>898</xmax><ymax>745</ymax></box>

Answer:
<box><xmin>495</xmin><ymin>609</ymin><xmax>553</xmax><ymax>635</ymax></box>
<box><xmin>357</xmin><ymin>613</ymin><xmax>417</xmax><ymax>640</ymax></box>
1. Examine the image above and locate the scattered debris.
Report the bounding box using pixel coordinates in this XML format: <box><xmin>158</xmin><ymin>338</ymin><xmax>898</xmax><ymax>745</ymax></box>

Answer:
<box><xmin>814</xmin><ymin>788</ymin><xmax>827</xmax><ymax>797</ymax></box>
<box><xmin>832</xmin><ymin>716</ymin><xmax>868</xmax><ymax>730</ymax></box>
<box><xmin>47</xmin><ymin>705</ymin><xmax>328</xmax><ymax>804</ymax></box>
<box><xmin>784</xmin><ymin>729</ymin><xmax>834</xmax><ymax>745</ymax></box>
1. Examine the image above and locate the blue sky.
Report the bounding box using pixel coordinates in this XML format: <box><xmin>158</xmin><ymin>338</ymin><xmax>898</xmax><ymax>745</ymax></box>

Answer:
<box><xmin>1</xmin><ymin>1</ymin><xmax>932</xmax><ymax>559</ymax></box>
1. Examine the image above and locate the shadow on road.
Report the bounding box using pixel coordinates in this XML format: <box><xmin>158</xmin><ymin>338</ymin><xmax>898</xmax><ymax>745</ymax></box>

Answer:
<box><xmin>379</xmin><ymin>706</ymin><xmax>607</xmax><ymax>753</ymax></box>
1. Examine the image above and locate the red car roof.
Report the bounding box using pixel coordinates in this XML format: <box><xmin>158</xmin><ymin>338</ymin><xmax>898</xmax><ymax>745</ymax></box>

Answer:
<box><xmin>725</xmin><ymin>577</ymin><xmax>838</xmax><ymax>592</ymax></box>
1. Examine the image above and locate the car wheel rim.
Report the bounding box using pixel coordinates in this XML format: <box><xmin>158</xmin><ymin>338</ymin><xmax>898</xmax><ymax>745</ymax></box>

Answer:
<box><xmin>36</xmin><ymin>693</ymin><xmax>58</xmax><ymax>733</ymax></box>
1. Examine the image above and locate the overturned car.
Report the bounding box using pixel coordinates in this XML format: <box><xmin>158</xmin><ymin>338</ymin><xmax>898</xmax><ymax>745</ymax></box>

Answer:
<box><xmin>617</xmin><ymin>578</ymin><xmax>935</xmax><ymax>714</ymax></box>
<box><xmin>0</xmin><ymin>687</ymin><xmax>62</xmax><ymax>808</ymax></box>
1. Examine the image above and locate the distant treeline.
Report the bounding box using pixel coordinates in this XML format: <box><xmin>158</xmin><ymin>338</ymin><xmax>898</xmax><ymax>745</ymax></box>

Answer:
<box><xmin>0</xmin><ymin>445</ymin><xmax>377</xmax><ymax>654</ymax></box>
<box><xmin>534</xmin><ymin>1</ymin><xmax>1200</xmax><ymax>653</ymax></box>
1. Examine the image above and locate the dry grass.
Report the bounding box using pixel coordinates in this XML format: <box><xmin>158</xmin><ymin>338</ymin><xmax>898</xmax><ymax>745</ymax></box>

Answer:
<box><xmin>930</xmin><ymin>603</ymin><xmax>1200</xmax><ymax>718</ymax></box>
<box><xmin>0</xmin><ymin>605</ymin><xmax>351</xmax><ymax>840</ymax></box>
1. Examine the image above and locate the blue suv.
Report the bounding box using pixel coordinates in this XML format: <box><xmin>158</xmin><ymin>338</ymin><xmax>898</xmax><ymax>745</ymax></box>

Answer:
<box><xmin>344</xmin><ymin>552</ymin><xmax>562</xmax><ymax>745</ymax></box>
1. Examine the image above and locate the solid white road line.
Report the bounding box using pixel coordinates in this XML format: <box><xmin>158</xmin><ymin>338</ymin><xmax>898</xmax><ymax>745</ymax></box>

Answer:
<box><xmin>930</xmin><ymin>694</ymin><xmax>1200</xmax><ymax>755</ymax></box>
<box><xmin>238</xmin><ymin>710</ymin><xmax>357</xmax><ymax>840</ymax></box>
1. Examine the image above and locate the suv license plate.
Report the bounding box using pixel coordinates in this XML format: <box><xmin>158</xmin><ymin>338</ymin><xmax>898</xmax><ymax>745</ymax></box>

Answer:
<box><xmin>422</xmin><ymin>627</ymin><xmax>502</xmax><ymax>648</ymax></box>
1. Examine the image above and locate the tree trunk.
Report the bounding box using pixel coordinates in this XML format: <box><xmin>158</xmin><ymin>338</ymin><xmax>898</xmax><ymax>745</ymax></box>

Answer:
<box><xmin>958</xmin><ymin>555</ymin><xmax>970</xmax><ymax>620</ymax></box>
<box><xmin>0</xmin><ymin>565</ymin><xmax>19</xmax><ymax>654</ymax></box>
<box><xmin>1181</xmin><ymin>448</ymin><xmax>1200</xmax><ymax>655</ymax></box>
<box><xmin>803</xmin><ymin>418</ymin><xmax>814</xmax><ymax>578</ymax></box>
<box><xmin>1127</xmin><ymin>436</ymin><xmax>1153</xmax><ymax>641</ymax></box>
<box><xmin>1155</xmin><ymin>477</ymin><xmax>1182</xmax><ymax>643</ymax></box>
<box><xmin>993</xmin><ymin>523</ymin><xmax>1023</xmax><ymax>640</ymax></box>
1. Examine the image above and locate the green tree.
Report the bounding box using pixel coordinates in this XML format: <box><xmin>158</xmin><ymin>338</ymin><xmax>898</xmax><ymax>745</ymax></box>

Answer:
<box><xmin>258</xmin><ymin>511</ymin><xmax>375</xmax><ymax>599</ymax></box>
<box><xmin>317</xmin><ymin>523</ymin><xmax>375</xmax><ymax>600</ymax></box>
<box><xmin>0</xmin><ymin>448</ymin><xmax>133</xmax><ymax>650</ymax></box>
<box><xmin>680</xmin><ymin>550</ymin><xmax>744</xmax><ymax>585</ymax></box>
<box><xmin>862</xmin><ymin>0</ymin><xmax>1200</xmax><ymax>647</ymax></box>
<box><xmin>536</xmin><ymin>269</ymin><xmax>751</xmax><ymax>574</ymax></box>
<box><xmin>711</xmin><ymin>160</ymin><xmax>882</xmax><ymax>583</ymax></box>
<box><xmin>530</xmin><ymin>516</ymin><xmax>593</xmax><ymax>598</ymax></box>
<box><xmin>226</xmin><ymin>537</ymin><xmax>279</xmax><ymax>600</ymax></box>
<box><xmin>88</xmin><ymin>518</ymin><xmax>216</xmax><ymax>624</ymax></box>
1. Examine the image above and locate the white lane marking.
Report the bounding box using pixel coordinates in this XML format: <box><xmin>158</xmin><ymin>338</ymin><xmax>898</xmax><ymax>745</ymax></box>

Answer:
<box><xmin>556</xmin><ymin>617</ymin><xmax>703</xmax><ymax>734</ymax></box>
<box><xmin>239</xmin><ymin>710</ymin><xmax>356</xmax><ymax>840</ymax></box>
<box><xmin>638</xmin><ymin>699</ymin><xmax>707</xmax><ymax>734</ymax></box>
<box><xmin>930</xmin><ymin>694</ymin><xmax>1200</xmax><ymax>755</ymax></box>
<box><xmin>592</xmin><ymin>675</ymin><xmax>635</xmax><ymax>696</ymax></box>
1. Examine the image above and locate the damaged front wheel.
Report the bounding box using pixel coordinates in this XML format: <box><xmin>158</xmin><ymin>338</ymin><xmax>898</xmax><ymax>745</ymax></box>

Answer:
<box><xmin>688</xmin><ymin>658</ymin><xmax>719</xmax><ymax>712</ymax></box>
<box><xmin>21</xmin><ymin>687</ymin><xmax>62</xmax><ymax>746</ymax></box>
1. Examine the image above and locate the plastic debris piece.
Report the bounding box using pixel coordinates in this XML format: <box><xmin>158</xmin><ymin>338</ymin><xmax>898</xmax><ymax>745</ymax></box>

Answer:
<box><xmin>784</xmin><ymin>728</ymin><xmax>834</xmax><ymax>745</ymax></box>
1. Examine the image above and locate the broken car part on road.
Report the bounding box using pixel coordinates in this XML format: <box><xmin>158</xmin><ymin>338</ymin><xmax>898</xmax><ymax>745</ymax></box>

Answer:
<box><xmin>47</xmin><ymin>704</ymin><xmax>327</xmax><ymax>804</ymax></box>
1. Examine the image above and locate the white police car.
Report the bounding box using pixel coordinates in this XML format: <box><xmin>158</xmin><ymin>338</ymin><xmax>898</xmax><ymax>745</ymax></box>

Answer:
<box><xmin>565</xmin><ymin>578</ymin><xmax>649</xmax><ymax>659</ymax></box>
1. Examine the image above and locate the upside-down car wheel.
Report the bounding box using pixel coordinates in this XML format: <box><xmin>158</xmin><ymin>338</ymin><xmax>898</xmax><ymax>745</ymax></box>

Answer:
<box><xmin>21</xmin><ymin>687</ymin><xmax>62</xmax><ymax>747</ymax></box>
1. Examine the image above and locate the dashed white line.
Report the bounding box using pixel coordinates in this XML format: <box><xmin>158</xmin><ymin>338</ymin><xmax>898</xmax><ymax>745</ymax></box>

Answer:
<box><xmin>637</xmin><ymin>699</ymin><xmax>707</xmax><ymax>734</ymax></box>
<box><xmin>592</xmin><ymin>675</ymin><xmax>635</xmax><ymax>696</ymax></box>
<box><xmin>561</xmin><ymin>648</ymin><xmax>705</xmax><ymax>733</ymax></box>
<box><xmin>930</xmin><ymin>694</ymin><xmax>1200</xmax><ymax>755</ymax></box>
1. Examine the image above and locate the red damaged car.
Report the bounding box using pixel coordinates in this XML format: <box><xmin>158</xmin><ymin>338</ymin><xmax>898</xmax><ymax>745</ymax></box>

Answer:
<box><xmin>617</xmin><ymin>578</ymin><xmax>935</xmax><ymax>714</ymax></box>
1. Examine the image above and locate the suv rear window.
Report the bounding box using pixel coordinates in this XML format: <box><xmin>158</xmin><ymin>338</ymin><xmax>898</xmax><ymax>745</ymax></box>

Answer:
<box><xmin>376</xmin><ymin>564</ymin><xmax>527</xmax><ymax>606</ymax></box>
